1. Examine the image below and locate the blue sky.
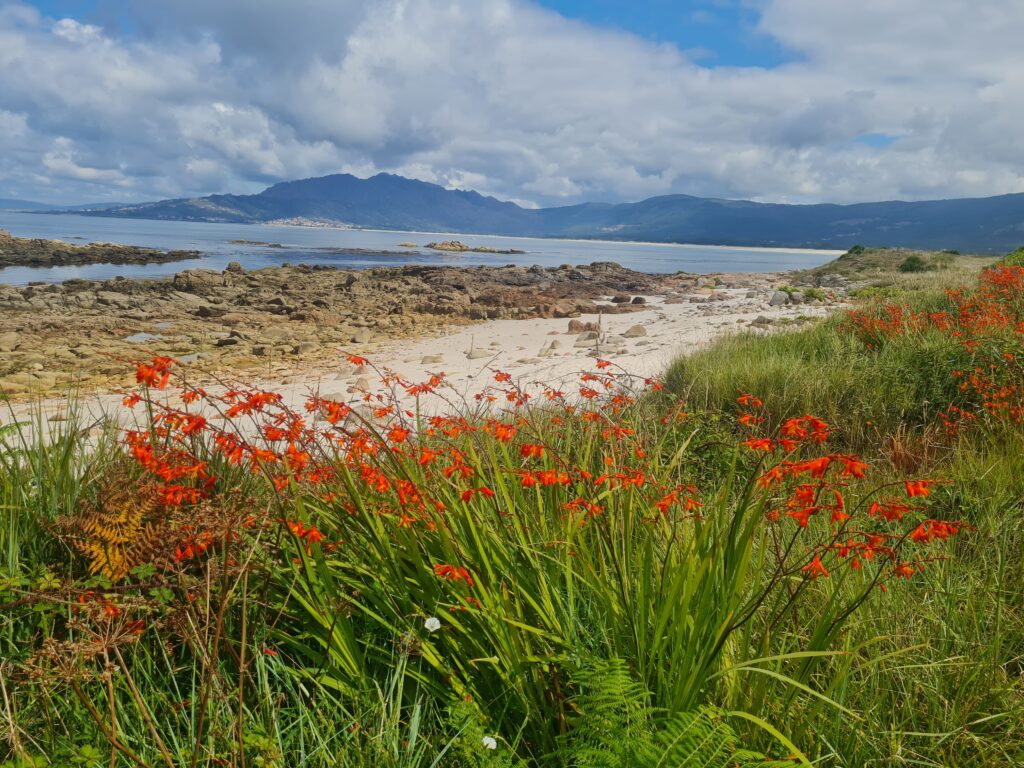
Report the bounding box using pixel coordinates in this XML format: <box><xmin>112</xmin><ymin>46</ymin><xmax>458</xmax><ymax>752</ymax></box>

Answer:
<box><xmin>535</xmin><ymin>0</ymin><xmax>795</xmax><ymax>68</ymax></box>
<box><xmin>1</xmin><ymin>0</ymin><xmax>1022</xmax><ymax>206</ymax></box>
<box><xmin>29</xmin><ymin>0</ymin><xmax>793</xmax><ymax>68</ymax></box>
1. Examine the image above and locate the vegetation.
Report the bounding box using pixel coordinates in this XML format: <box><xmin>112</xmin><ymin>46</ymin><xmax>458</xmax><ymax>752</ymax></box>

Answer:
<box><xmin>2</xmin><ymin>260</ymin><xmax>1024</xmax><ymax>766</ymax></box>
<box><xmin>803</xmin><ymin>245</ymin><xmax>984</xmax><ymax>285</ymax></box>
<box><xmin>998</xmin><ymin>246</ymin><xmax>1024</xmax><ymax>267</ymax></box>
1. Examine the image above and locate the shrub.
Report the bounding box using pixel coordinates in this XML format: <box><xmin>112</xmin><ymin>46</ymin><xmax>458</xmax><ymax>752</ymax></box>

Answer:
<box><xmin>898</xmin><ymin>254</ymin><xmax>929</xmax><ymax>272</ymax></box>
<box><xmin>999</xmin><ymin>247</ymin><xmax>1024</xmax><ymax>267</ymax></box>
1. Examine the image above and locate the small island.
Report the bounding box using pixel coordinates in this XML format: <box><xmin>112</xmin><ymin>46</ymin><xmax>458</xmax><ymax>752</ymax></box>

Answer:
<box><xmin>425</xmin><ymin>239</ymin><xmax>525</xmax><ymax>254</ymax></box>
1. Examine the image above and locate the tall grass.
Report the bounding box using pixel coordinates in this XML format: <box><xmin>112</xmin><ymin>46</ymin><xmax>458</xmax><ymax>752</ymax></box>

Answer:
<box><xmin>3</xmin><ymin>265</ymin><xmax>1024</xmax><ymax>766</ymax></box>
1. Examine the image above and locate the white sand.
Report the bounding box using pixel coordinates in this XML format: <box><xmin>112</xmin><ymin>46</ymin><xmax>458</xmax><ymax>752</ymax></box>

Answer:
<box><xmin>2</xmin><ymin>287</ymin><xmax>833</xmax><ymax>430</ymax></box>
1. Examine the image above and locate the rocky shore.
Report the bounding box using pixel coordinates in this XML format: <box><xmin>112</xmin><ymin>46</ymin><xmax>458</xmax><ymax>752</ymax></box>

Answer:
<box><xmin>0</xmin><ymin>259</ymin><xmax>840</xmax><ymax>399</ymax></box>
<box><xmin>0</xmin><ymin>228</ymin><xmax>201</xmax><ymax>269</ymax></box>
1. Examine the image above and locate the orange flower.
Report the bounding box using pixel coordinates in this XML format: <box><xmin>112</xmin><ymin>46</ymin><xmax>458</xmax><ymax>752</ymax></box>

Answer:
<box><xmin>180</xmin><ymin>414</ymin><xmax>207</xmax><ymax>436</ymax></box>
<box><xmin>491</xmin><ymin>423</ymin><xmax>518</xmax><ymax>442</ymax></box>
<box><xmin>520</xmin><ymin>443</ymin><xmax>544</xmax><ymax>459</ymax></box>
<box><xmin>797</xmin><ymin>457</ymin><xmax>831</xmax><ymax>478</ymax></box>
<box><xmin>904</xmin><ymin>480</ymin><xmax>932</xmax><ymax>498</ymax></box>
<box><xmin>869</xmin><ymin>500</ymin><xmax>911</xmax><ymax>522</ymax></box>
<box><xmin>786</xmin><ymin>507</ymin><xmax>818</xmax><ymax>527</ymax></box>
<box><xmin>834</xmin><ymin>455</ymin><xmax>869</xmax><ymax>478</ymax></box>
<box><xmin>894</xmin><ymin>562</ymin><xmax>915</xmax><ymax>578</ymax></box>
<box><xmin>434</xmin><ymin>564</ymin><xmax>475</xmax><ymax>588</ymax></box>
<box><xmin>387</xmin><ymin>426</ymin><xmax>410</xmax><ymax>444</ymax></box>
<box><xmin>136</xmin><ymin>356</ymin><xmax>174</xmax><ymax>389</ymax></box>
<box><xmin>802</xmin><ymin>554</ymin><xmax>830</xmax><ymax>578</ymax></box>
<box><xmin>909</xmin><ymin>519</ymin><xmax>959</xmax><ymax>543</ymax></box>
<box><xmin>418</xmin><ymin>449</ymin><xmax>440</xmax><ymax>466</ymax></box>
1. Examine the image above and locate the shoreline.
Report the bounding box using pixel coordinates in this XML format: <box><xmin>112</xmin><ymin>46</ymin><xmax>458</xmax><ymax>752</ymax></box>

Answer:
<box><xmin>14</xmin><ymin>210</ymin><xmax>845</xmax><ymax>257</ymax></box>
<box><xmin>2</xmin><ymin>288</ymin><xmax>838</xmax><ymax>427</ymax></box>
<box><xmin>174</xmin><ymin>219</ymin><xmax>849</xmax><ymax>256</ymax></box>
<box><xmin>0</xmin><ymin>258</ymin><xmax>847</xmax><ymax>406</ymax></box>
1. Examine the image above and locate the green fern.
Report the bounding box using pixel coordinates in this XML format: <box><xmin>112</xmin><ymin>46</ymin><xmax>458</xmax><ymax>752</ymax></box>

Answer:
<box><xmin>557</xmin><ymin>657</ymin><xmax>656</xmax><ymax>766</ymax></box>
<box><xmin>557</xmin><ymin>657</ymin><xmax>790</xmax><ymax>768</ymax></box>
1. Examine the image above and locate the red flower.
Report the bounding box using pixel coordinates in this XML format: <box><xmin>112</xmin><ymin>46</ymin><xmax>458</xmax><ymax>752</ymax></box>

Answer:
<box><xmin>388</xmin><ymin>426</ymin><xmax>410</xmax><ymax>444</ymax></box>
<box><xmin>520</xmin><ymin>443</ymin><xmax>544</xmax><ymax>459</ymax></box>
<box><xmin>802</xmin><ymin>554</ymin><xmax>830</xmax><ymax>578</ymax></box>
<box><xmin>136</xmin><ymin>356</ymin><xmax>174</xmax><ymax>389</ymax></box>
<box><xmin>904</xmin><ymin>480</ymin><xmax>932</xmax><ymax>498</ymax></box>
<box><xmin>434</xmin><ymin>564</ymin><xmax>475</xmax><ymax>588</ymax></box>
<box><xmin>894</xmin><ymin>562</ymin><xmax>915</xmax><ymax>578</ymax></box>
<box><xmin>834</xmin><ymin>455</ymin><xmax>869</xmax><ymax>478</ymax></box>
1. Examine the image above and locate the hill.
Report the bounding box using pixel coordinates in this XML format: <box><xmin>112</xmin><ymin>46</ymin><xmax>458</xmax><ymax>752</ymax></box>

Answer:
<box><xmin>0</xmin><ymin>198</ymin><xmax>57</xmax><ymax>210</ymax></box>
<box><xmin>68</xmin><ymin>173</ymin><xmax>1024</xmax><ymax>252</ymax></box>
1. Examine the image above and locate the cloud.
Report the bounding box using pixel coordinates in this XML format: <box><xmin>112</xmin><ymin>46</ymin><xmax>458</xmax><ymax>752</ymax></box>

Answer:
<box><xmin>1</xmin><ymin>0</ymin><xmax>1024</xmax><ymax>206</ymax></box>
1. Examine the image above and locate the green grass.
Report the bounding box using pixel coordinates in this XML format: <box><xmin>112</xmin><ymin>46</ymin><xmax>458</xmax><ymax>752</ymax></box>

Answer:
<box><xmin>2</xmin><ymin>265</ymin><xmax>1024</xmax><ymax>767</ymax></box>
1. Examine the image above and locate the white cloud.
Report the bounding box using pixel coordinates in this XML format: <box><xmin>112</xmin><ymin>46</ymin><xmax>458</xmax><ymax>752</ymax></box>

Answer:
<box><xmin>1</xmin><ymin>0</ymin><xmax>1024</xmax><ymax>206</ymax></box>
<box><xmin>42</xmin><ymin>137</ymin><xmax>133</xmax><ymax>185</ymax></box>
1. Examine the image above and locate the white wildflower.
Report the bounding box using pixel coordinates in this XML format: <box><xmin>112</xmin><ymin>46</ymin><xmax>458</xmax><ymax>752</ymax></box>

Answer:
<box><xmin>481</xmin><ymin>735</ymin><xmax>497</xmax><ymax>750</ymax></box>
<box><xmin>424</xmin><ymin>616</ymin><xmax>441</xmax><ymax>633</ymax></box>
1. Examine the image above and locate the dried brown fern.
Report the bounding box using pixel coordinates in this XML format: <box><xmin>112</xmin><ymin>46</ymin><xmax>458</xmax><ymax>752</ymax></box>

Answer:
<box><xmin>61</xmin><ymin>467</ymin><xmax>169</xmax><ymax>581</ymax></box>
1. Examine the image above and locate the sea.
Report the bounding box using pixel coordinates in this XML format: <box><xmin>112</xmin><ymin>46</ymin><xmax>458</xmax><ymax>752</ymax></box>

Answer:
<box><xmin>0</xmin><ymin>211</ymin><xmax>842</xmax><ymax>286</ymax></box>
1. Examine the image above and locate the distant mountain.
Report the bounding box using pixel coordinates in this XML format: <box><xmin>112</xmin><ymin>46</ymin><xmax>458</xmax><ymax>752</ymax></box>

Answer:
<box><xmin>0</xmin><ymin>199</ymin><xmax>131</xmax><ymax>212</ymax></box>
<box><xmin>0</xmin><ymin>198</ymin><xmax>57</xmax><ymax>210</ymax></box>
<box><xmin>69</xmin><ymin>172</ymin><xmax>1024</xmax><ymax>253</ymax></box>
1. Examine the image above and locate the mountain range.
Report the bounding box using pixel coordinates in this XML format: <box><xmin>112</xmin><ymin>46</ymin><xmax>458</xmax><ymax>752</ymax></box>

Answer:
<box><xmin>48</xmin><ymin>173</ymin><xmax>1024</xmax><ymax>253</ymax></box>
<box><xmin>0</xmin><ymin>198</ymin><xmax>58</xmax><ymax>211</ymax></box>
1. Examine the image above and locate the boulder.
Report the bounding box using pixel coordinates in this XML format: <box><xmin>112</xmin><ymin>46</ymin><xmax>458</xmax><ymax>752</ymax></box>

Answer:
<box><xmin>567</xmin><ymin>319</ymin><xmax>600</xmax><ymax>334</ymax></box>
<box><xmin>769</xmin><ymin>291</ymin><xmax>788</xmax><ymax>307</ymax></box>
<box><xmin>622</xmin><ymin>324</ymin><xmax>647</xmax><ymax>338</ymax></box>
<box><xmin>173</xmin><ymin>269</ymin><xmax>223</xmax><ymax>291</ymax></box>
<box><xmin>0</xmin><ymin>331</ymin><xmax>18</xmax><ymax>352</ymax></box>
<box><xmin>95</xmin><ymin>291</ymin><xmax>132</xmax><ymax>308</ymax></box>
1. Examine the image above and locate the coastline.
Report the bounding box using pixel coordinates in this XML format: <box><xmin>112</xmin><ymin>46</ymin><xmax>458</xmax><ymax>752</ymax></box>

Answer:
<box><xmin>217</xmin><ymin>219</ymin><xmax>848</xmax><ymax>256</ymax></box>
<box><xmin>2</xmin><ymin>285</ymin><xmax>837</xmax><ymax>428</ymax></box>
<box><xmin>0</xmin><ymin>257</ymin><xmax>844</xmax><ymax>407</ymax></box>
<box><xmin>18</xmin><ymin>210</ymin><xmax>845</xmax><ymax>257</ymax></box>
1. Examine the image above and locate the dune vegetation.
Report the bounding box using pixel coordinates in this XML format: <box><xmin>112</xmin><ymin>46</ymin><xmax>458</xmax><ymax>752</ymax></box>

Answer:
<box><xmin>1</xmin><ymin>252</ymin><xmax>1022</xmax><ymax>767</ymax></box>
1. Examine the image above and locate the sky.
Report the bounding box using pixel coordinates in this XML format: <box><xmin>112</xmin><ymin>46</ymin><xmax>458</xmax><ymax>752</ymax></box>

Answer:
<box><xmin>1</xmin><ymin>0</ymin><xmax>1023</xmax><ymax>207</ymax></box>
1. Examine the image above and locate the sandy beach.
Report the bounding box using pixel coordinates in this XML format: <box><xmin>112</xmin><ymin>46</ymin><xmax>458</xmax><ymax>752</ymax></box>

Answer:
<box><xmin>2</xmin><ymin>282</ymin><xmax>835</xmax><ymax>429</ymax></box>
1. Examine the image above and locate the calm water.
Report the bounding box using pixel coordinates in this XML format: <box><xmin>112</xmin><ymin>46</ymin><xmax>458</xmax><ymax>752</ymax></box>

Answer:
<box><xmin>0</xmin><ymin>211</ymin><xmax>841</xmax><ymax>285</ymax></box>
